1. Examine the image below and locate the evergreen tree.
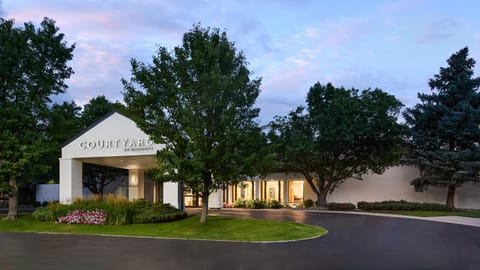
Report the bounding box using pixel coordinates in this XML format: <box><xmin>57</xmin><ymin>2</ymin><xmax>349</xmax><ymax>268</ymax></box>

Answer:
<box><xmin>404</xmin><ymin>47</ymin><xmax>480</xmax><ymax>209</ymax></box>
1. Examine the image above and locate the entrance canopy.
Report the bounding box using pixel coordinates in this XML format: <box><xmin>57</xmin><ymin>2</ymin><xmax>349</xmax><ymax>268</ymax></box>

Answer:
<box><xmin>59</xmin><ymin>111</ymin><xmax>165</xmax><ymax>203</ymax></box>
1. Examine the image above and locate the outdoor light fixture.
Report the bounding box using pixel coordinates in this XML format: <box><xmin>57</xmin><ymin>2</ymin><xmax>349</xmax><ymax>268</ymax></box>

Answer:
<box><xmin>130</xmin><ymin>175</ymin><xmax>138</xmax><ymax>186</ymax></box>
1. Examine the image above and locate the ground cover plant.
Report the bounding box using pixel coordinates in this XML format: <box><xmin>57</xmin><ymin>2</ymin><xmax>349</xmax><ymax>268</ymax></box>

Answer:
<box><xmin>56</xmin><ymin>209</ymin><xmax>106</xmax><ymax>225</ymax></box>
<box><xmin>0</xmin><ymin>214</ymin><xmax>326</xmax><ymax>242</ymax></box>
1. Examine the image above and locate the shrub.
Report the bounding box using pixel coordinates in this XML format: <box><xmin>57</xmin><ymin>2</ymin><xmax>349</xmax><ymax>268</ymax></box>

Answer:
<box><xmin>303</xmin><ymin>199</ymin><xmax>314</xmax><ymax>208</ymax></box>
<box><xmin>268</xmin><ymin>200</ymin><xmax>283</xmax><ymax>209</ymax></box>
<box><xmin>357</xmin><ymin>200</ymin><xmax>451</xmax><ymax>211</ymax></box>
<box><xmin>32</xmin><ymin>206</ymin><xmax>55</xmax><ymax>221</ymax></box>
<box><xmin>327</xmin><ymin>202</ymin><xmax>356</xmax><ymax>211</ymax></box>
<box><xmin>234</xmin><ymin>200</ymin><xmax>247</xmax><ymax>208</ymax></box>
<box><xmin>134</xmin><ymin>204</ymin><xmax>187</xmax><ymax>223</ymax></box>
<box><xmin>249</xmin><ymin>200</ymin><xmax>267</xmax><ymax>209</ymax></box>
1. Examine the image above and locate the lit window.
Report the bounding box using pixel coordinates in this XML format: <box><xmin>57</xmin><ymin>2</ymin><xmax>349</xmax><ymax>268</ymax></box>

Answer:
<box><xmin>288</xmin><ymin>180</ymin><xmax>303</xmax><ymax>203</ymax></box>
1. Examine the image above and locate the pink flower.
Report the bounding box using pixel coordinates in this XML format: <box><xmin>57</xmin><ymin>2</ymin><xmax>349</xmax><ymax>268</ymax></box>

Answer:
<box><xmin>56</xmin><ymin>209</ymin><xmax>106</xmax><ymax>225</ymax></box>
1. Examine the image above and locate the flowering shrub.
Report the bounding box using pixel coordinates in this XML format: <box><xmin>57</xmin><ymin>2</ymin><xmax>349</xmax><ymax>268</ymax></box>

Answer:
<box><xmin>56</xmin><ymin>209</ymin><xmax>106</xmax><ymax>225</ymax></box>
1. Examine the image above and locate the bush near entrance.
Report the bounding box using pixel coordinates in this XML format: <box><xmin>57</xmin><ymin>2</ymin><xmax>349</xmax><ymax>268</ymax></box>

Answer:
<box><xmin>233</xmin><ymin>199</ymin><xmax>283</xmax><ymax>209</ymax></box>
<box><xmin>303</xmin><ymin>199</ymin><xmax>314</xmax><ymax>208</ymax></box>
<box><xmin>32</xmin><ymin>196</ymin><xmax>186</xmax><ymax>225</ymax></box>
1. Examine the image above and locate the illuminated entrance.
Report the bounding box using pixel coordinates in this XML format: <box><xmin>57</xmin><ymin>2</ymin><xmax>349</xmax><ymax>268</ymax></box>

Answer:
<box><xmin>59</xmin><ymin>112</ymin><xmax>183</xmax><ymax>207</ymax></box>
<box><xmin>220</xmin><ymin>178</ymin><xmax>305</xmax><ymax>206</ymax></box>
<box><xmin>60</xmin><ymin>111</ymin><xmax>224</xmax><ymax>209</ymax></box>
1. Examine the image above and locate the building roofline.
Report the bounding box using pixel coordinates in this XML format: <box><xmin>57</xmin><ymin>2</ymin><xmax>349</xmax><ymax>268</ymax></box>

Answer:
<box><xmin>60</xmin><ymin>110</ymin><xmax>129</xmax><ymax>148</ymax></box>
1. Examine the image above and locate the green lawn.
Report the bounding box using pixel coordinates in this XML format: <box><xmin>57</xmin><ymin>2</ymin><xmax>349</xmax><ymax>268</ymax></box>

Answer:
<box><xmin>367</xmin><ymin>210</ymin><xmax>480</xmax><ymax>218</ymax></box>
<box><xmin>0</xmin><ymin>214</ymin><xmax>326</xmax><ymax>242</ymax></box>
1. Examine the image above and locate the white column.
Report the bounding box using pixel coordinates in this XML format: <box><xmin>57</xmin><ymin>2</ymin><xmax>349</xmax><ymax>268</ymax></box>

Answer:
<box><xmin>254</xmin><ymin>179</ymin><xmax>260</xmax><ymax>200</ymax></box>
<box><xmin>153</xmin><ymin>182</ymin><xmax>158</xmax><ymax>203</ymax></box>
<box><xmin>164</xmin><ymin>181</ymin><xmax>181</xmax><ymax>209</ymax></box>
<box><xmin>59</xmin><ymin>158</ymin><xmax>83</xmax><ymax>204</ymax></box>
<box><xmin>128</xmin><ymin>169</ymin><xmax>145</xmax><ymax>201</ymax></box>
<box><xmin>208</xmin><ymin>189</ymin><xmax>223</xmax><ymax>208</ymax></box>
<box><xmin>283</xmin><ymin>178</ymin><xmax>289</xmax><ymax>204</ymax></box>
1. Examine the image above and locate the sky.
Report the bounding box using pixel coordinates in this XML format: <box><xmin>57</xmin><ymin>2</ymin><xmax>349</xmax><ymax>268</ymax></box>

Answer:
<box><xmin>2</xmin><ymin>0</ymin><xmax>480</xmax><ymax>124</ymax></box>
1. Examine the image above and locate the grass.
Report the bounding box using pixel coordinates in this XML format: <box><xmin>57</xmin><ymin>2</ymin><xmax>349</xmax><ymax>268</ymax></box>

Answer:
<box><xmin>0</xmin><ymin>214</ymin><xmax>326</xmax><ymax>242</ymax></box>
<box><xmin>366</xmin><ymin>210</ymin><xmax>480</xmax><ymax>218</ymax></box>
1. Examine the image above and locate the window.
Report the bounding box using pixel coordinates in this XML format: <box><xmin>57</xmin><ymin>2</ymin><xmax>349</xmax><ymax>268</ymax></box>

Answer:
<box><xmin>236</xmin><ymin>181</ymin><xmax>253</xmax><ymax>200</ymax></box>
<box><xmin>288</xmin><ymin>180</ymin><xmax>304</xmax><ymax>203</ymax></box>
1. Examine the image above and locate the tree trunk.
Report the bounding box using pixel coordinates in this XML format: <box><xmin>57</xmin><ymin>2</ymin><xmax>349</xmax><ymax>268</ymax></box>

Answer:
<box><xmin>446</xmin><ymin>185</ymin><xmax>456</xmax><ymax>210</ymax></box>
<box><xmin>99</xmin><ymin>184</ymin><xmax>104</xmax><ymax>201</ymax></box>
<box><xmin>200</xmin><ymin>195</ymin><xmax>209</xmax><ymax>223</ymax></box>
<box><xmin>316</xmin><ymin>190</ymin><xmax>328</xmax><ymax>209</ymax></box>
<box><xmin>5</xmin><ymin>178</ymin><xmax>18</xmax><ymax>220</ymax></box>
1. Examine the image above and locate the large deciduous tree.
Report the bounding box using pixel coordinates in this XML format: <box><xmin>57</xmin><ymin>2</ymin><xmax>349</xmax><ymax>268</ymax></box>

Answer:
<box><xmin>404</xmin><ymin>47</ymin><xmax>480</xmax><ymax>210</ymax></box>
<box><xmin>123</xmin><ymin>25</ymin><xmax>262</xmax><ymax>223</ymax></box>
<box><xmin>0</xmin><ymin>17</ymin><xmax>74</xmax><ymax>219</ymax></box>
<box><xmin>269</xmin><ymin>83</ymin><xmax>405</xmax><ymax>208</ymax></box>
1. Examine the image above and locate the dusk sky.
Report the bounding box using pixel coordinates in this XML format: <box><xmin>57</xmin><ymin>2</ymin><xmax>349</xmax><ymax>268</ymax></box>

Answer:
<box><xmin>2</xmin><ymin>0</ymin><xmax>480</xmax><ymax>124</ymax></box>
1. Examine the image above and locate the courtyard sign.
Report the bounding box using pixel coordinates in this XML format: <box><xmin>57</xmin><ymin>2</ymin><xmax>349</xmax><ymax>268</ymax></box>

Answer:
<box><xmin>79</xmin><ymin>138</ymin><xmax>155</xmax><ymax>152</ymax></box>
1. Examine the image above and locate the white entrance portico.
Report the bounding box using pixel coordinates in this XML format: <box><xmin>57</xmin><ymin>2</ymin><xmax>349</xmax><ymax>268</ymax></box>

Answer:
<box><xmin>59</xmin><ymin>112</ymin><xmax>185</xmax><ymax>207</ymax></box>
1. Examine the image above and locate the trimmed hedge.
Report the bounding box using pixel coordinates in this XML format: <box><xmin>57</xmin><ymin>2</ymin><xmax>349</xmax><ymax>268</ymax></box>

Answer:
<box><xmin>233</xmin><ymin>199</ymin><xmax>283</xmax><ymax>209</ymax></box>
<box><xmin>357</xmin><ymin>200</ymin><xmax>451</xmax><ymax>211</ymax></box>
<box><xmin>32</xmin><ymin>197</ymin><xmax>187</xmax><ymax>225</ymax></box>
<box><xmin>327</xmin><ymin>202</ymin><xmax>356</xmax><ymax>211</ymax></box>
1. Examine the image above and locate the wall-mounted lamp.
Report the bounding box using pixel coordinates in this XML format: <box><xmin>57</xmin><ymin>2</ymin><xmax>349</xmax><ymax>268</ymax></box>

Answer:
<box><xmin>130</xmin><ymin>175</ymin><xmax>138</xmax><ymax>186</ymax></box>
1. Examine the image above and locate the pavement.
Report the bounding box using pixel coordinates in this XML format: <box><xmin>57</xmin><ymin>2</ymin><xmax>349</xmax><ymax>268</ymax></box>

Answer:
<box><xmin>0</xmin><ymin>207</ymin><xmax>36</xmax><ymax>215</ymax></box>
<box><xmin>1</xmin><ymin>208</ymin><xmax>480</xmax><ymax>269</ymax></box>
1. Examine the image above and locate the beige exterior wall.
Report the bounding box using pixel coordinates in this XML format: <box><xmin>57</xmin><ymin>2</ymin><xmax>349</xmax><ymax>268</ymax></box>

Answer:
<box><xmin>303</xmin><ymin>166</ymin><xmax>480</xmax><ymax>209</ymax></box>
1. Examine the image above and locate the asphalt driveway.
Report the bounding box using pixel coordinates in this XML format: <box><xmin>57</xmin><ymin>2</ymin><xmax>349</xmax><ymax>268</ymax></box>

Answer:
<box><xmin>1</xmin><ymin>209</ymin><xmax>479</xmax><ymax>270</ymax></box>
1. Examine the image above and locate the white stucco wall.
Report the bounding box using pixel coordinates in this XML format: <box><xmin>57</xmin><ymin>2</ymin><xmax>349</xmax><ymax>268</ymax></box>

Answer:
<box><xmin>303</xmin><ymin>166</ymin><xmax>480</xmax><ymax>209</ymax></box>
<box><xmin>36</xmin><ymin>184</ymin><xmax>60</xmax><ymax>203</ymax></box>
<box><xmin>163</xmin><ymin>182</ymin><xmax>181</xmax><ymax>209</ymax></box>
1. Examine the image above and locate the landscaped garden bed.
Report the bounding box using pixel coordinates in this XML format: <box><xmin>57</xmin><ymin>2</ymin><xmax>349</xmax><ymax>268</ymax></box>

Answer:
<box><xmin>32</xmin><ymin>196</ymin><xmax>186</xmax><ymax>225</ymax></box>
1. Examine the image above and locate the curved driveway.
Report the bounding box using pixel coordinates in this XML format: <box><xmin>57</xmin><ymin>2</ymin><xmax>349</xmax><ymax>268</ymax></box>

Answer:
<box><xmin>1</xmin><ymin>209</ymin><xmax>479</xmax><ymax>270</ymax></box>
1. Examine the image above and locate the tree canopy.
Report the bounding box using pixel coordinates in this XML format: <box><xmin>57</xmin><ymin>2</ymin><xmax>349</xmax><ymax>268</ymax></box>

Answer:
<box><xmin>0</xmin><ymin>17</ymin><xmax>75</xmax><ymax>219</ymax></box>
<box><xmin>404</xmin><ymin>47</ymin><xmax>480</xmax><ymax>209</ymax></box>
<box><xmin>269</xmin><ymin>82</ymin><xmax>406</xmax><ymax>208</ymax></box>
<box><xmin>38</xmin><ymin>101</ymin><xmax>82</xmax><ymax>184</ymax></box>
<box><xmin>80</xmin><ymin>96</ymin><xmax>127</xmax><ymax>197</ymax></box>
<box><xmin>123</xmin><ymin>24</ymin><xmax>262</xmax><ymax>223</ymax></box>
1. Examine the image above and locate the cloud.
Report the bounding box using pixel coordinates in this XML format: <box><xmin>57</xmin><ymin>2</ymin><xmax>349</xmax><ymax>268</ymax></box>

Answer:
<box><xmin>378</xmin><ymin>0</ymin><xmax>426</xmax><ymax>15</ymax></box>
<box><xmin>418</xmin><ymin>18</ymin><xmax>461</xmax><ymax>43</ymax></box>
<box><xmin>0</xmin><ymin>0</ymin><xmax>5</xmax><ymax>17</ymax></box>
